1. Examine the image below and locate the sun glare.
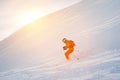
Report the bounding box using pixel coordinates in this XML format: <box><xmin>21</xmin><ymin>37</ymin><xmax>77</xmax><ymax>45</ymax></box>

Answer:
<box><xmin>16</xmin><ymin>11</ymin><xmax>45</xmax><ymax>27</ymax></box>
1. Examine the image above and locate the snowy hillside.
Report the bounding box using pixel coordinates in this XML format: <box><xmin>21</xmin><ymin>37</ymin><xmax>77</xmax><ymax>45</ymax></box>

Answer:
<box><xmin>0</xmin><ymin>0</ymin><xmax>120</xmax><ymax>80</ymax></box>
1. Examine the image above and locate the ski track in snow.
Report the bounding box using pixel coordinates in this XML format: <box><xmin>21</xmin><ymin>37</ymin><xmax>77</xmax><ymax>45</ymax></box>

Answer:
<box><xmin>79</xmin><ymin>14</ymin><xmax>120</xmax><ymax>38</ymax></box>
<box><xmin>0</xmin><ymin>49</ymin><xmax>120</xmax><ymax>80</ymax></box>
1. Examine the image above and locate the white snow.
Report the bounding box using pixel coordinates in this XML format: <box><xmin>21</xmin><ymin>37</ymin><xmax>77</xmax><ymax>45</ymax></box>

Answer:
<box><xmin>0</xmin><ymin>0</ymin><xmax>120</xmax><ymax>80</ymax></box>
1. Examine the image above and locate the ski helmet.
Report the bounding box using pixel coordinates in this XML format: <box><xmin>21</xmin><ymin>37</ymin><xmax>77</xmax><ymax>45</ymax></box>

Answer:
<box><xmin>62</xmin><ymin>38</ymin><xmax>67</xmax><ymax>42</ymax></box>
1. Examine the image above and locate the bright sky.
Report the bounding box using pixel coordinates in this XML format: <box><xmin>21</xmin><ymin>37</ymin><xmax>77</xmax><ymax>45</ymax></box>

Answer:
<box><xmin>0</xmin><ymin>0</ymin><xmax>82</xmax><ymax>41</ymax></box>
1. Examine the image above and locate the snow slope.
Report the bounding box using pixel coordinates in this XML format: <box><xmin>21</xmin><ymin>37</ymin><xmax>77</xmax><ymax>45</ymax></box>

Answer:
<box><xmin>0</xmin><ymin>0</ymin><xmax>120</xmax><ymax>80</ymax></box>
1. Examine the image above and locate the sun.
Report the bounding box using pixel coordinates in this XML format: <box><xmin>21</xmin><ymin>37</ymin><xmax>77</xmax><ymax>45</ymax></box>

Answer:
<box><xmin>16</xmin><ymin>10</ymin><xmax>45</xmax><ymax>27</ymax></box>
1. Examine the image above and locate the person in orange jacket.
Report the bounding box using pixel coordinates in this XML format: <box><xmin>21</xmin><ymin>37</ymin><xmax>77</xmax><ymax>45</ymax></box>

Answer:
<box><xmin>62</xmin><ymin>38</ymin><xmax>75</xmax><ymax>60</ymax></box>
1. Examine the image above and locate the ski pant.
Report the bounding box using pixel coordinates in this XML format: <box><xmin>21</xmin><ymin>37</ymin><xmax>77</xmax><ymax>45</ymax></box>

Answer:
<box><xmin>65</xmin><ymin>48</ymin><xmax>74</xmax><ymax>60</ymax></box>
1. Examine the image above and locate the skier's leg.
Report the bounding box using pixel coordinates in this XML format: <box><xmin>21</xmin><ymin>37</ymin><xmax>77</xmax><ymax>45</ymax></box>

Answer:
<box><xmin>65</xmin><ymin>48</ymin><xmax>74</xmax><ymax>60</ymax></box>
<box><xmin>65</xmin><ymin>50</ymin><xmax>69</xmax><ymax>60</ymax></box>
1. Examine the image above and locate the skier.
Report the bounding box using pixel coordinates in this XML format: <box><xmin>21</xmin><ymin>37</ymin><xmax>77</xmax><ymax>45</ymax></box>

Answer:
<box><xmin>62</xmin><ymin>38</ymin><xmax>75</xmax><ymax>60</ymax></box>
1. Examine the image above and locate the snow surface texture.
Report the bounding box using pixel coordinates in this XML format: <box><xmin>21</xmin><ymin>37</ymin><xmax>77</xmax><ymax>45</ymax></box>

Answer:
<box><xmin>0</xmin><ymin>0</ymin><xmax>120</xmax><ymax>80</ymax></box>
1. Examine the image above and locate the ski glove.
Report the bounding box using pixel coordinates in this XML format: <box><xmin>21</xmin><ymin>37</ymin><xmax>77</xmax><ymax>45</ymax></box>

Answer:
<box><xmin>63</xmin><ymin>46</ymin><xmax>67</xmax><ymax>50</ymax></box>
